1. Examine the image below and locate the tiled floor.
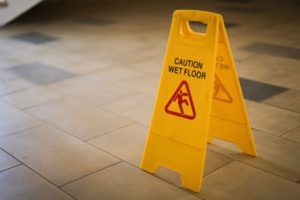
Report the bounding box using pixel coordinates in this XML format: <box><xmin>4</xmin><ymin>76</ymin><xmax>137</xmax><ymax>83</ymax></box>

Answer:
<box><xmin>0</xmin><ymin>0</ymin><xmax>299</xmax><ymax>199</ymax></box>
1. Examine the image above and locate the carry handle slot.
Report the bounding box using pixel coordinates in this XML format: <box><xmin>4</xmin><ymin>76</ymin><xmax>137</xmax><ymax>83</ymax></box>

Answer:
<box><xmin>188</xmin><ymin>21</ymin><xmax>207</xmax><ymax>35</ymax></box>
<box><xmin>173</xmin><ymin>10</ymin><xmax>218</xmax><ymax>43</ymax></box>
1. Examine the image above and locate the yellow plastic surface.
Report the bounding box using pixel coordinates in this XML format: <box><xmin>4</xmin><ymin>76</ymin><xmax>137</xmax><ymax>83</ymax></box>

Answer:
<box><xmin>141</xmin><ymin>10</ymin><xmax>256</xmax><ymax>192</ymax></box>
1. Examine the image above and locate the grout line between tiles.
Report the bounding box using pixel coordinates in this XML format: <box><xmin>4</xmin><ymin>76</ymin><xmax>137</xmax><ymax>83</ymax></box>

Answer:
<box><xmin>0</xmin><ymin>163</ymin><xmax>22</xmax><ymax>173</ymax></box>
<box><xmin>208</xmin><ymin>143</ymin><xmax>300</xmax><ymax>183</ymax></box>
<box><xmin>21</xmin><ymin>102</ymin><xmax>136</xmax><ymax>144</ymax></box>
<box><xmin>15</xmin><ymin>97</ymin><xmax>65</xmax><ymax>111</ymax></box>
<box><xmin>246</xmin><ymin>97</ymin><xmax>300</xmax><ymax>116</ymax></box>
<box><xmin>261</xmin><ymin>101</ymin><xmax>300</xmax><ymax>114</ymax></box>
<box><xmin>251</xmin><ymin>127</ymin><xmax>300</xmax><ymax>145</ymax></box>
<box><xmin>21</xmin><ymin>94</ymin><xmax>140</xmax><ymax>130</ymax></box>
<box><xmin>16</xmin><ymin>115</ymin><xmax>124</xmax><ymax>161</ymax></box>
<box><xmin>279</xmin><ymin>124</ymin><xmax>300</xmax><ymax>138</ymax></box>
<box><xmin>84</xmin><ymin>121</ymin><xmax>137</xmax><ymax>142</ymax></box>
<box><xmin>87</xmin><ymin>136</ymin><xmax>230</xmax><ymax>198</ymax></box>
<box><xmin>205</xmin><ymin>160</ymin><xmax>234</xmax><ymax>178</ymax></box>
<box><xmin>0</xmin><ymin>103</ymin><xmax>135</xmax><ymax>197</ymax></box>
<box><xmin>233</xmin><ymin>160</ymin><xmax>300</xmax><ymax>184</ymax></box>
<box><xmin>0</xmin><ymin>82</ymin><xmax>37</xmax><ymax>97</ymax></box>
<box><xmin>120</xmin><ymin>159</ymin><xmax>204</xmax><ymax>199</ymax></box>
<box><xmin>0</xmin><ymin>123</ymin><xmax>45</xmax><ymax>140</ymax></box>
<box><xmin>85</xmin><ymin>141</ymin><xmax>201</xmax><ymax>198</ymax></box>
<box><xmin>203</xmin><ymin>160</ymin><xmax>234</xmax><ymax>178</ymax></box>
<box><xmin>87</xmin><ymin>124</ymin><xmax>300</xmax><ymax>190</ymax></box>
<box><xmin>59</xmin><ymin>160</ymin><xmax>123</xmax><ymax>188</ymax></box>
<box><xmin>0</xmin><ymin>148</ymin><xmax>78</xmax><ymax>200</ymax></box>
<box><xmin>278</xmin><ymin>136</ymin><xmax>300</xmax><ymax>144</ymax></box>
<box><xmin>21</xmin><ymin>95</ymin><xmax>66</xmax><ymax>111</ymax></box>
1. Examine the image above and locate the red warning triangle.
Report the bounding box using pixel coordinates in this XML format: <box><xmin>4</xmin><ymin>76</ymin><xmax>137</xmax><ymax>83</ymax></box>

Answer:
<box><xmin>165</xmin><ymin>80</ymin><xmax>196</xmax><ymax>120</ymax></box>
<box><xmin>213</xmin><ymin>75</ymin><xmax>233</xmax><ymax>103</ymax></box>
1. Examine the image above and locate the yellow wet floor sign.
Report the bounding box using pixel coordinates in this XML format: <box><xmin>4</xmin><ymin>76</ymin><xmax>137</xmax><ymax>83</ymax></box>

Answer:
<box><xmin>141</xmin><ymin>10</ymin><xmax>257</xmax><ymax>192</ymax></box>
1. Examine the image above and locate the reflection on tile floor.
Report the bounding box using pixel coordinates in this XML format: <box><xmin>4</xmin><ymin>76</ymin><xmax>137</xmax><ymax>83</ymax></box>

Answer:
<box><xmin>239</xmin><ymin>78</ymin><xmax>288</xmax><ymax>102</ymax></box>
<box><xmin>5</xmin><ymin>62</ymin><xmax>76</xmax><ymax>85</ymax></box>
<box><xmin>11</xmin><ymin>32</ymin><xmax>59</xmax><ymax>44</ymax></box>
<box><xmin>0</xmin><ymin>0</ymin><xmax>299</xmax><ymax>199</ymax></box>
<box><xmin>241</xmin><ymin>42</ymin><xmax>300</xmax><ymax>60</ymax></box>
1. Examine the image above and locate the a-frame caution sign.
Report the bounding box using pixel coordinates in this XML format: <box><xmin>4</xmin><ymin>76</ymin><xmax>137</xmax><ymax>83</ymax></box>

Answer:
<box><xmin>141</xmin><ymin>10</ymin><xmax>256</xmax><ymax>192</ymax></box>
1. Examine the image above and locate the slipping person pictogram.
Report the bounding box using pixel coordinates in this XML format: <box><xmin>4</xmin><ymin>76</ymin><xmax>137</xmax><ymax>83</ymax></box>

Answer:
<box><xmin>165</xmin><ymin>80</ymin><xmax>196</xmax><ymax>120</ymax></box>
<box><xmin>173</xmin><ymin>90</ymin><xmax>189</xmax><ymax>115</ymax></box>
<box><xmin>213</xmin><ymin>75</ymin><xmax>233</xmax><ymax>103</ymax></box>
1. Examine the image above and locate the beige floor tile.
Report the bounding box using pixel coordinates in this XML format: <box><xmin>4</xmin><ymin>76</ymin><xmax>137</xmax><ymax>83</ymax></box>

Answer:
<box><xmin>62</xmin><ymin>162</ymin><xmax>200</xmax><ymax>200</ymax></box>
<box><xmin>282</xmin><ymin>126</ymin><xmax>300</xmax><ymax>143</ymax></box>
<box><xmin>236</xmin><ymin>60</ymin><xmax>273</xmax><ymax>80</ymax></box>
<box><xmin>260</xmin><ymin>70</ymin><xmax>300</xmax><ymax>91</ymax></box>
<box><xmin>0</xmin><ymin>56</ymin><xmax>34</xmax><ymax>71</ymax></box>
<box><xmin>26</xmin><ymin>97</ymin><xmax>133</xmax><ymax>140</ymax></box>
<box><xmin>88</xmin><ymin>123</ymin><xmax>148</xmax><ymax>166</ymax></box>
<box><xmin>263</xmin><ymin>90</ymin><xmax>300</xmax><ymax>113</ymax></box>
<box><xmin>89</xmin><ymin>123</ymin><xmax>232</xmax><ymax>187</ymax></box>
<box><xmin>46</xmin><ymin>66</ymin><xmax>144</xmax><ymax>93</ymax></box>
<box><xmin>0</xmin><ymin>101</ymin><xmax>42</xmax><ymax>137</ymax></box>
<box><xmin>103</xmin><ymin>94</ymin><xmax>155</xmax><ymax>126</ymax></box>
<box><xmin>242</xmin><ymin>54</ymin><xmax>300</xmax><ymax>74</ymax></box>
<box><xmin>82</xmin><ymin>67</ymin><xmax>144</xmax><ymax>85</ymax></box>
<box><xmin>1</xmin><ymin>87</ymin><xmax>64</xmax><ymax>109</ymax></box>
<box><xmin>0</xmin><ymin>149</ymin><xmax>19</xmax><ymax>171</ymax></box>
<box><xmin>198</xmin><ymin>161</ymin><xmax>300</xmax><ymax>200</ymax></box>
<box><xmin>204</xmin><ymin>151</ymin><xmax>233</xmax><ymax>176</ymax></box>
<box><xmin>0</xmin><ymin>70</ymin><xmax>17</xmax><ymax>82</ymax></box>
<box><xmin>257</xmin><ymin>22</ymin><xmax>300</xmax><ymax>43</ymax></box>
<box><xmin>0</xmin><ymin>165</ymin><xmax>73</xmax><ymax>200</ymax></box>
<box><xmin>45</xmin><ymin>75</ymin><xmax>83</xmax><ymax>92</ymax></box>
<box><xmin>208</xmin><ymin>129</ymin><xmax>300</xmax><ymax>181</ymax></box>
<box><xmin>0</xmin><ymin>124</ymin><xmax>120</xmax><ymax>186</ymax></box>
<box><xmin>231</xmin><ymin>46</ymin><xmax>257</xmax><ymax>61</ymax></box>
<box><xmin>125</xmin><ymin>55</ymin><xmax>164</xmax><ymax>75</ymax></box>
<box><xmin>0</xmin><ymin>79</ymin><xmax>35</xmax><ymax>96</ymax></box>
<box><xmin>246</xmin><ymin>100</ymin><xmax>300</xmax><ymax>136</ymax></box>
<box><xmin>238</xmin><ymin>61</ymin><xmax>300</xmax><ymax>90</ymax></box>
<box><xmin>116</xmin><ymin>74</ymin><xmax>160</xmax><ymax>97</ymax></box>
<box><xmin>41</xmin><ymin>55</ymin><xmax>110</xmax><ymax>74</ymax></box>
<box><xmin>53</xmin><ymin>82</ymin><xmax>135</xmax><ymax>107</ymax></box>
